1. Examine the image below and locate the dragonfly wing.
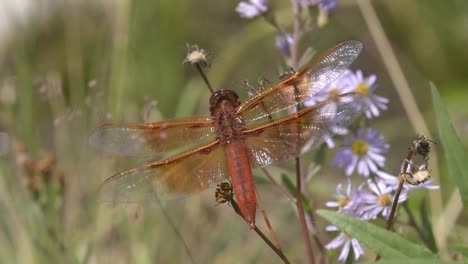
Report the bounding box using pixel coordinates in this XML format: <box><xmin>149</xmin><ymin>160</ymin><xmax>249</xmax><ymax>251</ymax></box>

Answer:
<box><xmin>242</xmin><ymin>93</ymin><xmax>366</xmax><ymax>167</ymax></box>
<box><xmin>89</xmin><ymin>116</ymin><xmax>216</xmax><ymax>158</ymax></box>
<box><xmin>237</xmin><ymin>41</ymin><xmax>363</xmax><ymax>124</ymax></box>
<box><xmin>97</xmin><ymin>141</ymin><xmax>229</xmax><ymax>202</ymax></box>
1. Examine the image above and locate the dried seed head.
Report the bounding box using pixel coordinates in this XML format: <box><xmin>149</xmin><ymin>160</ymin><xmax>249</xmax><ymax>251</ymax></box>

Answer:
<box><xmin>183</xmin><ymin>44</ymin><xmax>210</xmax><ymax>67</ymax></box>
<box><xmin>410</xmin><ymin>133</ymin><xmax>435</xmax><ymax>161</ymax></box>
<box><xmin>34</xmin><ymin>152</ymin><xmax>56</xmax><ymax>175</ymax></box>
<box><xmin>401</xmin><ymin>169</ymin><xmax>432</xmax><ymax>186</ymax></box>
<box><xmin>401</xmin><ymin>160</ymin><xmax>432</xmax><ymax>185</ymax></box>
<box><xmin>13</xmin><ymin>141</ymin><xmax>66</xmax><ymax>197</ymax></box>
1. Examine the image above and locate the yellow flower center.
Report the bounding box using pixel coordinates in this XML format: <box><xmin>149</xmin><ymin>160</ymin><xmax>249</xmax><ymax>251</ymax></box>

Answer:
<box><xmin>337</xmin><ymin>197</ymin><xmax>350</xmax><ymax>208</ymax></box>
<box><xmin>351</xmin><ymin>140</ymin><xmax>369</xmax><ymax>156</ymax></box>
<box><xmin>377</xmin><ymin>194</ymin><xmax>391</xmax><ymax>206</ymax></box>
<box><xmin>355</xmin><ymin>83</ymin><xmax>369</xmax><ymax>94</ymax></box>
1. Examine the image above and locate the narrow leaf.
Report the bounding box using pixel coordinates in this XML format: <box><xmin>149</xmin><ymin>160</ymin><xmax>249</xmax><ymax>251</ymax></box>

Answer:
<box><xmin>363</xmin><ymin>259</ymin><xmax>460</xmax><ymax>264</ymax></box>
<box><xmin>431</xmin><ymin>83</ymin><xmax>468</xmax><ymax>205</ymax></box>
<box><xmin>419</xmin><ymin>198</ymin><xmax>437</xmax><ymax>252</ymax></box>
<box><xmin>317</xmin><ymin>210</ymin><xmax>435</xmax><ymax>259</ymax></box>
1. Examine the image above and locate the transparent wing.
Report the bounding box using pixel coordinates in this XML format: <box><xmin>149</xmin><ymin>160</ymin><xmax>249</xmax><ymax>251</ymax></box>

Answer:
<box><xmin>89</xmin><ymin>116</ymin><xmax>216</xmax><ymax>157</ymax></box>
<box><xmin>242</xmin><ymin>93</ymin><xmax>365</xmax><ymax>167</ymax></box>
<box><xmin>237</xmin><ymin>41</ymin><xmax>363</xmax><ymax>124</ymax></box>
<box><xmin>97</xmin><ymin>141</ymin><xmax>229</xmax><ymax>202</ymax></box>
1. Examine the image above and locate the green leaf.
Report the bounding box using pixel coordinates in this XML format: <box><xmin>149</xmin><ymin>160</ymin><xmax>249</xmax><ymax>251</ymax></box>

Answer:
<box><xmin>431</xmin><ymin>84</ymin><xmax>468</xmax><ymax>205</ymax></box>
<box><xmin>363</xmin><ymin>259</ymin><xmax>460</xmax><ymax>264</ymax></box>
<box><xmin>280</xmin><ymin>174</ymin><xmax>312</xmax><ymax>212</ymax></box>
<box><xmin>317</xmin><ymin>210</ymin><xmax>435</xmax><ymax>259</ymax></box>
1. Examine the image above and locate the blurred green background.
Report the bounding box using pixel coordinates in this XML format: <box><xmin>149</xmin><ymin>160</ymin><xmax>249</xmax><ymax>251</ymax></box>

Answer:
<box><xmin>0</xmin><ymin>0</ymin><xmax>467</xmax><ymax>263</ymax></box>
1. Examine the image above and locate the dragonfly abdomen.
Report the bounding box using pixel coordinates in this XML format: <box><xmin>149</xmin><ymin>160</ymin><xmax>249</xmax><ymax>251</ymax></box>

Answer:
<box><xmin>225</xmin><ymin>141</ymin><xmax>256</xmax><ymax>229</ymax></box>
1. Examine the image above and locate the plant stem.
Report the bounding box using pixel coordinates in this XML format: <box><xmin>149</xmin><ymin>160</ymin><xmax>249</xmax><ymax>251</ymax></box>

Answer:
<box><xmin>255</xmin><ymin>187</ymin><xmax>282</xmax><ymax>250</ymax></box>
<box><xmin>287</xmin><ymin>1</ymin><xmax>316</xmax><ymax>262</ymax></box>
<box><xmin>385</xmin><ymin>150</ymin><xmax>414</xmax><ymax>229</ymax></box>
<box><xmin>231</xmin><ymin>200</ymin><xmax>291</xmax><ymax>264</ymax></box>
<box><xmin>376</xmin><ymin>150</ymin><xmax>414</xmax><ymax>261</ymax></box>
<box><xmin>296</xmin><ymin>158</ymin><xmax>315</xmax><ymax>264</ymax></box>
<box><xmin>289</xmin><ymin>0</ymin><xmax>303</xmax><ymax>68</ymax></box>
<box><xmin>195</xmin><ymin>63</ymin><xmax>214</xmax><ymax>93</ymax></box>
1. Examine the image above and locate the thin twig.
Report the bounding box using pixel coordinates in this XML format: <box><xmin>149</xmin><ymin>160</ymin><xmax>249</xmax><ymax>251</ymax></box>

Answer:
<box><xmin>231</xmin><ymin>200</ymin><xmax>291</xmax><ymax>264</ymax></box>
<box><xmin>253</xmin><ymin>225</ymin><xmax>291</xmax><ymax>264</ymax></box>
<box><xmin>385</xmin><ymin>177</ymin><xmax>405</xmax><ymax>231</ymax></box>
<box><xmin>289</xmin><ymin>0</ymin><xmax>303</xmax><ymax>68</ymax></box>
<box><xmin>288</xmin><ymin>1</ymin><xmax>316</xmax><ymax>263</ymax></box>
<box><xmin>296</xmin><ymin>158</ymin><xmax>315</xmax><ymax>264</ymax></box>
<box><xmin>195</xmin><ymin>63</ymin><xmax>214</xmax><ymax>93</ymax></box>
<box><xmin>376</xmin><ymin>150</ymin><xmax>414</xmax><ymax>261</ymax></box>
<box><xmin>383</xmin><ymin>142</ymin><xmax>413</xmax><ymax>232</ymax></box>
<box><xmin>255</xmin><ymin>187</ymin><xmax>282</xmax><ymax>250</ymax></box>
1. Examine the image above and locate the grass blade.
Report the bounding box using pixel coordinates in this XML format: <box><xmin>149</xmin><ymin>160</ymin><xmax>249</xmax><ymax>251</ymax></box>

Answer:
<box><xmin>431</xmin><ymin>83</ymin><xmax>468</xmax><ymax>206</ymax></box>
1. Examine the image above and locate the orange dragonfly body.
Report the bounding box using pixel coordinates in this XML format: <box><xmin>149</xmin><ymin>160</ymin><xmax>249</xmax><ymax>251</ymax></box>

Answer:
<box><xmin>90</xmin><ymin>41</ymin><xmax>366</xmax><ymax>229</ymax></box>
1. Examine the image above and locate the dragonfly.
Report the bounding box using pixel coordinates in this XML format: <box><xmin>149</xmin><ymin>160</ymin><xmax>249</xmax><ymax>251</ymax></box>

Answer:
<box><xmin>89</xmin><ymin>40</ymin><xmax>366</xmax><ymax>229</ymax></box>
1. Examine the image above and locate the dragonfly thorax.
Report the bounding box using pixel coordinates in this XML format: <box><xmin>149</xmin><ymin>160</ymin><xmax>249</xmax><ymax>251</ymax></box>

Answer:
<box><xmin>213</xmin><ymin>108</ymin><xmax>245</xmax><ymax>144</ymax></box>
<box><xmin>210</xmin><ymin>89</ymin><xmax>245</xmax><ymax>144</ymax></box>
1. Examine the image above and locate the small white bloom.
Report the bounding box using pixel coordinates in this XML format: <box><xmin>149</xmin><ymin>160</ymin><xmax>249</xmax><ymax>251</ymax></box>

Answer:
<box><xmin>236</xmin><ymin>0</ymin><xmax>268</xmax><ymax>19</ymax></box>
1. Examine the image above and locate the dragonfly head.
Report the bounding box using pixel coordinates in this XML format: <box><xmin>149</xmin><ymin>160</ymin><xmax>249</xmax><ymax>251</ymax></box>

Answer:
<box><xmin>209</xmin><ymin>89</ymin><xmax>241</xmax><ymax>114</ymax></box>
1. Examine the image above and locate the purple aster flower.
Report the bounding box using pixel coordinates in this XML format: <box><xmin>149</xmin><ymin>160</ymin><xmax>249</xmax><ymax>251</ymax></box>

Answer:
<box><xmin>319</xmin><ymin>0</ymin><xmax>339</xmax><ymax>13</ymax></box>
<box><xmin>375</xmin><ymin>170</ymin><xmax>401</xmax><ymax>191</ymax></box>
<box><xmin>326</xmin><ymin>224</ymin><xmax>365</xmax><ymax>262</ymax></box>
<box><xmin>298</xmin><ymin>0</ymin><xmax>317</xmax><ymax>7</ymax></box>
<box><xmin>359</xmin><ymin>178</ymin><xmax>408</xmax><ymax>219</ymax></box>
<box><xmin>275</xmin><ymin>32</ymin><xmax>294</xmax><ymax>57</ymax></box>
<box><xmin>339</xmin><ymin>70</ymin><xmax>388</xmax><ymax>119</ymax></box>
<box><xmin>334</xmin><ymin>128</ymin><xmax>389</xmax><ymax>177</ymax></box>
<box><xmin>326</xmin><ymin>181</ymin><xmax>370</xmax><ymax>219</ymax></box>
<box><xmin>236</xmin><ymin>0</ymin><xmax>268</xmax><ymax>19</ymax></box>
<box><xmin>325</xmin><ymin>181</ymin><xmax>366</xmax><ymax>261</ymax></box>
<box><xmin>325</xmin><ymin>181</ymin><xmax>353</xmax><ymax>212</ymax></box>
